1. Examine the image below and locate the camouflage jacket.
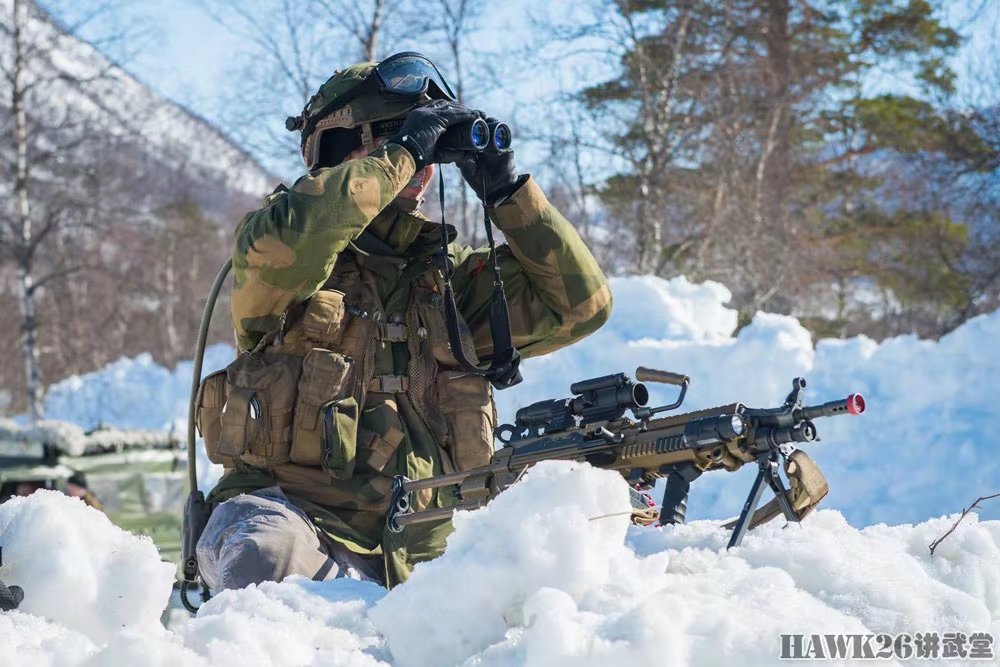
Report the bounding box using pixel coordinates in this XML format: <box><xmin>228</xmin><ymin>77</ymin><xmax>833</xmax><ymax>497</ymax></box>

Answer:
<box><xmin>205</xmin><ymin>144</ymin><xmax>611</xmax><ymax>585</ymax></box>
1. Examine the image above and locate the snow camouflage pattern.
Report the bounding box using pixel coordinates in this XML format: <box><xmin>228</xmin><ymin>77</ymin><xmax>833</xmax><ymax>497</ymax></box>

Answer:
<box><xmin>206</xmin><ymin>142</ymin><xmax>611</xmax><ymax>586</ymax></box>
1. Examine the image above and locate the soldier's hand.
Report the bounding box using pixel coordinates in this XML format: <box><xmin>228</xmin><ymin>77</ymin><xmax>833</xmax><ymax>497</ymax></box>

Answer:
<box><xmin>390</xmin><ymin>101</ymin><xmax>481</xmax><ymax>170</ymax></box>
<box><xmin>455</xmin><ymin>121</ymin><xmax>521</xmax><ymax>205</ymax></box>
<box><xmin>0</xmin><ymin>577</ymin><xmax>23</xmax><ymax>612</ymax></box>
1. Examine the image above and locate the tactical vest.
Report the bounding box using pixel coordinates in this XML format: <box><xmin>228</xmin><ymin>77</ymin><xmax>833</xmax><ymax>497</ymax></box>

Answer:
<box><xmin>195</xmin><ymin>241</ymin><xmax>496</xmax><ymax>520</ymax></box>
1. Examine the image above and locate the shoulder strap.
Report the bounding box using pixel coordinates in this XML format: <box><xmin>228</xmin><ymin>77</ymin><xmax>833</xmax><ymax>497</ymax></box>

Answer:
<box><xmin>436</xmin><ymin>168</ymin><xmax>522</xmax><ymax>390</ymax></box>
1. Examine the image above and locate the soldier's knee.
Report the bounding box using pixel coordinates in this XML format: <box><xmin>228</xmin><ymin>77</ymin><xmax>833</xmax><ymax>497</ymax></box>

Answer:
<box><xmin>217</xmin><ymin>535</ymin><xmax>293</xmax><ymax>590</ymax></box>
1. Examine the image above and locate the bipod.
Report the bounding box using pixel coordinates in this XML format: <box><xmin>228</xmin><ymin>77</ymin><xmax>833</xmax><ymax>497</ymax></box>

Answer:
<box><xmin>726</xmin><ymin>451</ymin><xmax>799</xmax><ymax>549</ymax></box>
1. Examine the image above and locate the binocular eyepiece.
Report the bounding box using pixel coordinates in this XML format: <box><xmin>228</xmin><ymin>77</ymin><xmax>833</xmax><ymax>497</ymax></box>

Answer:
<box><xmin>440</xmin><ymin>118</ymin><xmax>512</xmax><ymax>153</ymax></box>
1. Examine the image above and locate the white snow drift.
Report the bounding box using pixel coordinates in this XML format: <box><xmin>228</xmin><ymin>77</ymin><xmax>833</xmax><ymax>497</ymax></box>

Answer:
<box><xmin>1</xmin><ymin>462</ymin><xmax>998</xmax><ymax>666</ymax></box>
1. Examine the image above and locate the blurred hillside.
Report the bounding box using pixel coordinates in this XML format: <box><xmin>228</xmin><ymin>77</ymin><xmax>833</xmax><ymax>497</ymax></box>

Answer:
<box><xmin>0</xmin><ymin>0</ymin><xmax>275</xmax><ymax>415</ymax></box>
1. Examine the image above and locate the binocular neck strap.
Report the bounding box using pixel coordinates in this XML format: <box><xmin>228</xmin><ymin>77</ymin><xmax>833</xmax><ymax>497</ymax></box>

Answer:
<box><xmin>437</xmin><ymin>167</ymin><xmax>522</xmax><ymax>390</ymax></box>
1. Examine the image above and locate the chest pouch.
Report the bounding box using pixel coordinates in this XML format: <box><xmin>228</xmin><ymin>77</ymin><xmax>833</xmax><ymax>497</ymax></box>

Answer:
<box><xmin>195</xmin><ymin>369</ymin><xmax>232</xmax><ymax>466</ymax></box>
<box><xmin>290</xmin><ymin>347</ymin><xmax>356</xmax><ymax>478</ymax></box>
<box><xmin>434</xmin><ymin>370</ymin><xmax>497</xmax><ymax>471</ymax></box>
<box><xmin>204</xmin><ymin>351</ymin><xmax>302</xmax><ymax>469</ymax></box>
<box><xmin>288</xmin><ymin>274</ymin><xmax>380</xmax><ymax>478</ymax></box>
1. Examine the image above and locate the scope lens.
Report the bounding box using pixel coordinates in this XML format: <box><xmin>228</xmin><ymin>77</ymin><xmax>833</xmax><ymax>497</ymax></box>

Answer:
<box><xmin>470</xmin><ymin>119</ymin><xmax>489</xmax><ymax>149</ymax></box>
<box><xmin>632</xmin><ymin>383</ymin><xmax>649</xmax><ymax>407</ymax></box>
<box><xmin>730</xmin><ymin>414</ymin><xmax>745</xmax><ymax>436</ymax></box>
<box><xmin>493</xmin><ymin>123</ymin><xmax>511</xmax><ymax>150</ymax></box>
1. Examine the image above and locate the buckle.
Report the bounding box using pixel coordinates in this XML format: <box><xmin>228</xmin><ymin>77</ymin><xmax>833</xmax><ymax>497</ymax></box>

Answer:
<box><xmin>369</xmin><ymin>374</ymin><xmax>409</xmax><ymax>393</ymax></box>
<box><xmin>378</xmin><ymin>322</ymin><xmax>408</xmax><ymax>342</ymax></box>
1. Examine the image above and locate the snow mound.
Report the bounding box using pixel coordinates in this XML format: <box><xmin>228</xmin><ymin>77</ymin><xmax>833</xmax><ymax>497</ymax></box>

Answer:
<box><xmin>41</xmin><ymin>344</ymin><xmax>235</xmax><ymax>434</ymax></box>
<box><xmin>2</xmin><ymin>463</ymin><xmax>997</xmax><ymax>666</ymax></box>
<box><xmin>0</xmin><ymin>492</ymin><xmax>176</xmax><ymax>647</ymax></box>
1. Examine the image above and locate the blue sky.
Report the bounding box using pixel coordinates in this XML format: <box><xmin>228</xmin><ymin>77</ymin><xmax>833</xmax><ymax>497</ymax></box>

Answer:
<box><xmin>53</xmin><ymin>0</ymin><xmax>999</xmax><ymax>179</ymax></box>
<box><xmin>77</xmin><ymin>1</ymin><xmax>999</xmax><ymax>176</ymax></box>
<box><xmin>127</xmin><ymin>1</ymin><xmax>243</xmax><ymax>112</ymax></box>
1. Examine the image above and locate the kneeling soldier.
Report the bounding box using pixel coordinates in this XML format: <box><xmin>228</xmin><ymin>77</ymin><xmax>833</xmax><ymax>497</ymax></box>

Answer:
<box><xmin>196</xmin><ymin>52</ymin><xmax>611</xmax><ymax>590</ymax></box>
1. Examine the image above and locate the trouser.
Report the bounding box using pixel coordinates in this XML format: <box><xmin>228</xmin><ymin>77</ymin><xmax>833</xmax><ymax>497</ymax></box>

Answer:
<box><xmin>196</xmin><ymin>486</ymin><xmax>385</xmax><ymax>592</ymax></box>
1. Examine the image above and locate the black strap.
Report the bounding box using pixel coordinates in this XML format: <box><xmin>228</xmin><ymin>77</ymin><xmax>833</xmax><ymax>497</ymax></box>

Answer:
<box><xmin>437</xmin><ymin>166</ymin><xmax>522</xmax><ymax>389</ymax></box>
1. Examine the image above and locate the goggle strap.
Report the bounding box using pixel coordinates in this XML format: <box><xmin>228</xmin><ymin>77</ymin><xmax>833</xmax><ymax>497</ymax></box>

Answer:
<box><xmin>360</xmin><ymin>122</ymin><xmax>374</xmax><ymax>149</ymax></box>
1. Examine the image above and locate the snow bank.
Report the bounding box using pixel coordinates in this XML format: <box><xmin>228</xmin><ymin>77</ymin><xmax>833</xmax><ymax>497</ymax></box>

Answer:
<box><xmin>37</xmin><ymin>276</ymin><xmax>1000</xmax><ymax>525</ymax></box>
<box><xmin>496</xmin><ymin>275</ymin><xmax>1000</xmax><ymax>525</ymax></box>
<box><xmin>0</xmin><ymin>491</ymin><xmax>183</xmax><ymax>665</ymax></box>
<box><xmin>2</xmin><ymin>463</ymin><xmax>997</xmax><ymax>666</ymax></box>
<box><xmin>41</xmin><ymin>344</ymin><xmax>235</xmax><ymax>434</ymax></box>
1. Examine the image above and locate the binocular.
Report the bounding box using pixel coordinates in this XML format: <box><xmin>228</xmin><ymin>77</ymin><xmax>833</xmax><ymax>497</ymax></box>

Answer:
<box><xmin>440</xmin><ymin>118</ymin><xmax>512</xmax><ymax>153</ymax></box>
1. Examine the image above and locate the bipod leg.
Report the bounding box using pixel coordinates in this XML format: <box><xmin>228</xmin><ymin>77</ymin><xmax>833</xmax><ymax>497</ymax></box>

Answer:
<box><xmin>727</xmin><ymin>454</ymin><xmax>770</xmax><ymax>549</ymax></box>
<box><xmin>763</xmin><ymin>455</ymin><xmax>799</xmax><ymax>524</ymax></box>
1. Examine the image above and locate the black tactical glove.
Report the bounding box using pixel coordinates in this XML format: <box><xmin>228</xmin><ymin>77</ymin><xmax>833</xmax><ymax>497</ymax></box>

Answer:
<box><xmin>453</xmin><ymin>122</ymin><xmax>522</xmax><ymax>205</ymax></box>
<box><xmin>390</xmin><ymin>100</ymin><xmax>482</xmax><ymax>171</ymax></box>
<box><xmin>0</xmin><ymin>578</ymin><xmax>23</xmax><ymax>611</ymax></box>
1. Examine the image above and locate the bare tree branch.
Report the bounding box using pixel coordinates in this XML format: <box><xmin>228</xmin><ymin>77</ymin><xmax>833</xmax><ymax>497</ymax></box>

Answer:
<box><xmin>928</xmin><ymin>493</ymin><xmax>1000</xmax><ymax>556</ymax></box>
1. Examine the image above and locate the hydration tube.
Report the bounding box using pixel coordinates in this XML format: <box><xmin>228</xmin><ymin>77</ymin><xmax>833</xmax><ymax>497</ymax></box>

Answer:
<box><xmin>180</xmin><ymin>258</ymin><xmax>232</xmax><ymax>613</ymax></box>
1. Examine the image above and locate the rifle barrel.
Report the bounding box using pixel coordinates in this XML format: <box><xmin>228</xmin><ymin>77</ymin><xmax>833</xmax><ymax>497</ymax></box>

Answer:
<box><xmin>797</xmin><ymin>393</ymin><xmax>865</xmax><ymax>421</ymax></box>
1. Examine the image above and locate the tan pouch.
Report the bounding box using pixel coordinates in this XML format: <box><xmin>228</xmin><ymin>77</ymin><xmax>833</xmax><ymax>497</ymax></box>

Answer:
<box><xmin>290</xmin><ymin>348</ymin><xmax>352</xmax><ymax>466</ymax></box>
<box><xmin>435</xmin><ymin>371</ymin><xmax>496</xmax><ymax>471</ymax></box>
<box><xmin>301</xmin><ymin>290</ymin><xmax>349</xmax><ymax>347</ymax></box>
<box><xmin>218</xmin><ymin>352</ymin><xmax>301</xmax><ymax>468</ymax></box>
<box><xmin>320</xmin><ymin>397</ymin><xmax>359</xmax><ymax>479</ymax></box>
<box><xmin>358</xmin><ymin>398</ymin><xmax>406</xmax><ymax>473</ymax></box>
<box><xmin>195</xmin><ymin>369</ymin><xmax>235</xmax><ymax>466</ymax></box>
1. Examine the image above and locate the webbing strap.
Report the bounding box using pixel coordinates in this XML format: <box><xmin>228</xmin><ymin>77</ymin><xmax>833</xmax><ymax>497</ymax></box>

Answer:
<box><xmin>437</xmin><ymin>167</ymin><xmax>522</xmax><ymax>390</ymax></box>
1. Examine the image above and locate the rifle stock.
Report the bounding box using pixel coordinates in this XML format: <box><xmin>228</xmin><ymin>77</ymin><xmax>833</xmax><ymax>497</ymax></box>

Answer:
<box><xmin>388</xmin><ymin>370</ymin><xmax>864</xmax><ymax>548</ymax></box>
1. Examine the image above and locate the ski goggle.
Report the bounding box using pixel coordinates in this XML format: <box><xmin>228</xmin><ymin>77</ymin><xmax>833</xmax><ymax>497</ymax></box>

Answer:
<box><xmin>373</xmin><ymin>52</ymin><xmax>457</xmax><ymax>101</ymax></box>
<box><xmin>290</xmin><ymin>51</ymin><xmax>457</xmax><ymax>149</ymax></box>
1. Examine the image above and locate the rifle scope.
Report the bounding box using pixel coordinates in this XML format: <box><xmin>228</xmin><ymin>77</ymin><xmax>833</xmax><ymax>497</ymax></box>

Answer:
<box><xmin>516</xmin><ymin>372</ymin><xmax>649</xmax><ymax>431</ymax></box>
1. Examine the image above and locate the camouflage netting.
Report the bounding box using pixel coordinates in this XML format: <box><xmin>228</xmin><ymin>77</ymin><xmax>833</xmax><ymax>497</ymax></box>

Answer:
<box><xmin>0</xmin><ymin>418</ymin><xmax>178</xmax><ymax>456</ymax></box>
<box><xmin>0</xmin><ymin>418</ymin><xmax>186</xmax><ymax>563</ymax></box>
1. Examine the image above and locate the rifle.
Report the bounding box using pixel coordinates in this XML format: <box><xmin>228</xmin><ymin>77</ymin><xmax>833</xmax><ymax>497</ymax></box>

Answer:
<box><xmin>387</xmin><ymin>368</ymin><xmax>865</xmax><ymax>548</ymax></box>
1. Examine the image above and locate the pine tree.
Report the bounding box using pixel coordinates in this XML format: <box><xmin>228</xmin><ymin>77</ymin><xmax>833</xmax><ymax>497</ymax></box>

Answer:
<box><xmin>575</xmin><ymin>0</ymin><xmax>994</xmax><ymax>335</ymax></box>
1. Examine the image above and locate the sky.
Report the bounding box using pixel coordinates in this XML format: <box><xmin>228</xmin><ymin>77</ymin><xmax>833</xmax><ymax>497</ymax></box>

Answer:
<box><xmin>44</xmin><ymin>0</ymin><xmax>1000</xmax><ymax>179</ymax></box>
<box><xmin>126</xmin><ymin>1</ymin><xmax>242</xmax><ymax>112</ymax></box>
<box><xmin>64</xmin><ymin>0</ymin><xmax>552</xmax><ymax>177</ymax></box>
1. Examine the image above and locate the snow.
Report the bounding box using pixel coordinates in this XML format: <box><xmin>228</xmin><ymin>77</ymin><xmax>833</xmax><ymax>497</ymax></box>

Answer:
<box><xmin>38</xmin><ymin>275</ymin><xmax>1000</xmax><ymax>525</ymax></box>
<box><xmin>17</xmin><ymin>274</ymin><xmax>998</xmax><ymax>660</ymax></box>
<box><xmin>41</xmin><ymin>344</ymin><xmax>236</xmax><ymax>435</ymax></box>
<box><xmin>1</xmin><ymin>462</ymin><xmax>997</xmax><ymax>666</ymax></box>
<box><xmin>0</xmin><ymin>492</ymin><xmax>175</xmax><ymax>645</ymax></box>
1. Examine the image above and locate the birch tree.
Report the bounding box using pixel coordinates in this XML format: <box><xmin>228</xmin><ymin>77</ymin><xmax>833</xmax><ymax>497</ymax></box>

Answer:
<box><xmin>0</xmin><ymin>0</ymin><xmax>144</xmax><ymax>418</ymax></box>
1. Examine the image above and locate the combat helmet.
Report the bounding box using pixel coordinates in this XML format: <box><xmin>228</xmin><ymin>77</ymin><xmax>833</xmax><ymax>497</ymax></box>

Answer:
<box><xmin>287</xmin><ymin>52</ymin><xmax>457</xmax><ymax>170</ymax></box>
